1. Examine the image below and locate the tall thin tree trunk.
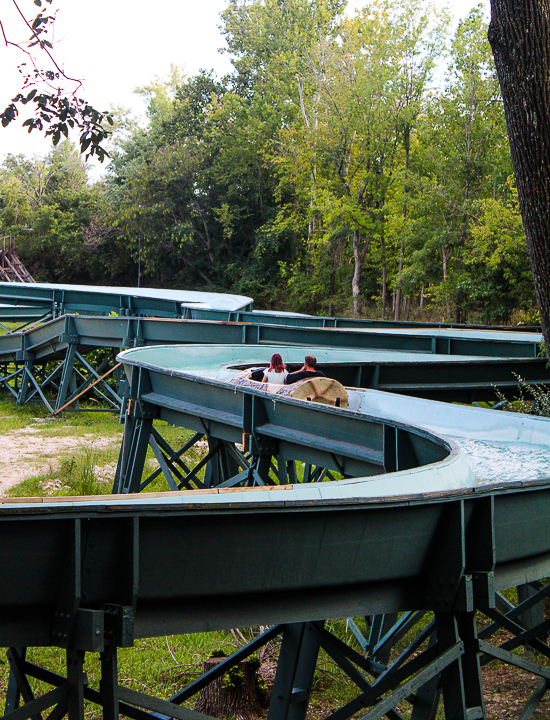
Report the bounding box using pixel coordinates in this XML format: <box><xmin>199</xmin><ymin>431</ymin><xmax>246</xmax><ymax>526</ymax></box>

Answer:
<box><xmin>489</xmin><ymin>0</ymin><xmax>550</xmax><ymax>351</ymax></box>
<box><xmin>395</xmin><ymin>125</ymin><xmax>411</xmax><ymax>322</ymax></box>
<box><xmin>442</xmin><ymin>245</ymin><xmax>451</xmax><ymax>320</ymax></box>
<box><xmin>352</xmin><ymin>229</ymin><xmax>363</xmax><ymax>318</ymax></box>
<box><xmin>381</xmin><ymin>234</ymin><xmax>387</xmax><ymax>320</ymax></box>
<box><xmin>405</xmin><ymin>295</ymin><xmax>411</xmax><ymax>321</ymax></box>
<box><xmin>352</xmin><ymin>229</ymin><xmax>370</xmax><ymax>318</ymax></box>
<box><xmin>328</xmin><ymin>238</ymin><xmax>340</xmax><ymax>316</ymax></box>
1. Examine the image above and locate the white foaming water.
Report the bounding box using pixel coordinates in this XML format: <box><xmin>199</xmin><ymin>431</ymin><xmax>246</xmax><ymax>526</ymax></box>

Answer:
<box><xmin>452</xmin><ymin>437</ymin><xmax>550</xmax><ymax>485</ymax></box>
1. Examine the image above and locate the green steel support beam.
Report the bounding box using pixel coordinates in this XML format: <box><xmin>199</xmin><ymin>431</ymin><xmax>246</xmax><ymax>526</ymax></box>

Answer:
<box><xmin>268</xmin><ymin>622</ymin><xmax>324</xmax><ymax>720</ymax></box>
<box><xmin>99</xmin><ymin>646</ymin><xmax>119</xmax><ymax>720</ymax></box>
<box><xmin>55</xmin><ymin>344</ymin><xmax>77</xmax><ymax>412</ymax></box>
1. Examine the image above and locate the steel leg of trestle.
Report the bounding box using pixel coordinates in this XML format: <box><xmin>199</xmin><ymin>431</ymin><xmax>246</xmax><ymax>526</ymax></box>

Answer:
<box><xmin>4</xmin><ymin>648</ymin><xmax>42</xmax><ymax>720</ymax></box>
<box><xmin>66</xmin><ymin>649</ymin><xmax>85</xmax><ymax>720</ymax></box>
<box><xmin>113</xmin><ymin>415</ymin><xmax>153</xmax><ymax>494</ymax></box>
<box><xmin>55</xmin><ymin>343</ymin><xmax>78</xmax><ymax>412</ymax></box>
<box><xmin>409</xmin><ymin>634</ymin><xmax>441</xmax><ymax>720</ymax></box>
<box><xmin>100</xmin><ymin>646</ymin><xmax>119</xmax><ymax>720</ymax></box>
<box><xmin>456</xmin><ymin>613</ymin><xmax>485</xmax><ymax>717</ymax></box>
<box><xmin>435</xmin><ymin>612</ymin><xmax>483</xmax><ymax>720</ymax></box>
<box><xmin>16</xmin><ymin>359</ymin><xmax>32</xmax><ymax>407</ymax></box>
<box><xmin>123</xmin><ymin>417</ymin><xmax>153</xmax><ymax>494</ymax></box>
<box><xmin>3</xmin><ymin>651</ymin><xmax>20</xmax><ymax>716</ymax></box>
<box><xmin>517</xmin><ymin>582</ymin><xmax>545</xmax><ymax>630</ymax></box>
<box><xmin>368</xmin><ymin>613</ymin><xmax>399</xmax><ymax>664</ymax></box>
<box><xmin>203</xmin><ymin>436</ymin><xmax>243</xmax><ymax>487</ymax></box>
<box><xmin>268</xmin><ymin>622</ymin><xmax>324</xmax><ymax>720</ymax></box>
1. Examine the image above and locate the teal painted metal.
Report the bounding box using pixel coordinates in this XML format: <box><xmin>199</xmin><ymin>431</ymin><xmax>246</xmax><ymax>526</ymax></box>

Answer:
<box><xmin>0</xmin><ymin>281</ymin><xmax>545</xmax><ymax>415</ymax></box>
<box><xmin>108</xmin><ymin>342</ymin><xmax>550</xmax><ymax>504</ymax></box>
<box><xmin>189</xmin><ymin>306</ymin><xmax>542</xmax><ymax>334</ymax></box>
<box><xmin>0</xmin><ymin>315</ymin><xmax>547</xmax><ymax>415</ymax></box>
<box><xmin>2</xmin><ymin>483</ymin><xmax>550</xmax><ymax>719</ymax></box>
<box><xmin>0</xmin><ymin>305</ymin><xmax>49</xmax><ymax>321</ymax></box>
<box><xmin>0</xmin><ymin>281</ymin><xmax>254</xmax><ymax>316</ymax></box>
<box><xmin>2</xmin><ymin>282</ymin><xmax>550</xmax><ymax>720</ymax></box>
<box><xmin>0</xmin><ymin>313</ymin><xmax>542</xmax><ymax>361</ymax></box>
<box><xmin>114</xmin><ymin>346</ymin><xmax>466</xmax><ymax>498</ymax></box>
<box><xmin>0</xmin><ymin>482</ymin><xmax>548</xmax><ymax>635</ymax></box>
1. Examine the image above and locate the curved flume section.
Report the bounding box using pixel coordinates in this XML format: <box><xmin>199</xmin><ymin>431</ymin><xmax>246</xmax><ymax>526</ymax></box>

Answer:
<box><xmin>120</xmin><ymin>343</ymin><xmax>550</xmax><ymax>490</ymax></box>
<box><xmin>3</xmin><ymin>339</ymin><xmax>549</xmax><ymax>506</ymax></box>
<box><xmin>0</xmin><ymin>281</ymin><xmax>253</xmax><ymax>313</ymax></box>
<box><xmin>3</xmin><ymin>288</ymin><xmax>550</xmax><ymax>720</ymax></box>
<box><xmin>114</xmin><ymin>343</ymin><xmax>474</xmax><ymax>500</ymax></box>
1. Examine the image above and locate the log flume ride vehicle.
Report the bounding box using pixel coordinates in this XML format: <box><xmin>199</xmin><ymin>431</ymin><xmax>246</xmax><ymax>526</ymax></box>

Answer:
<box><xmin>1</xmin><ymin>282</ymin><xmax>550</xmax><ymax>720</ymax></box>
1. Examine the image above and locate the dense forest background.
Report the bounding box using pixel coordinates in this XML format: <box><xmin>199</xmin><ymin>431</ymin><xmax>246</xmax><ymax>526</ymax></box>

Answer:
<box><xmin>0</xmin><ymin>0</ymin><xmax>537</xmax><ymax>323</ymax></box>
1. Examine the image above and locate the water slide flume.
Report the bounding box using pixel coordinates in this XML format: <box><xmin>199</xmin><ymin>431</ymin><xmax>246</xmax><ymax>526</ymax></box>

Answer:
<box><xmin>112</xmin><ymin>343</ymin><xmax>470</xmax><ymax>501</ymax></box>
<box><xmin>2</xmin><ymin>286</ymin><xmax>550</xmax><ymax>720</ymax></box>
<box><xmin>0</xmin><ymin>280</ymin><xmax>254</xmax><ymax>316</ymax></box>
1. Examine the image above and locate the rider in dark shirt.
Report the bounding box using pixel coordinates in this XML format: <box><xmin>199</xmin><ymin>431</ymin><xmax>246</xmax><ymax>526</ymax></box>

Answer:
<box><xmin>285</xmin><ymin>355</ymin><xmax>325</xmax><ymax>385</ymax></box>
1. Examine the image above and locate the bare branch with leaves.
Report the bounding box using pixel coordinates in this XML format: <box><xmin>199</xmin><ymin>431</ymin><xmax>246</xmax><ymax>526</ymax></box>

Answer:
<box><xmin>0</xmin><ymin>0</ymin><xmax>113</xmax><ymax>160</ymax></box>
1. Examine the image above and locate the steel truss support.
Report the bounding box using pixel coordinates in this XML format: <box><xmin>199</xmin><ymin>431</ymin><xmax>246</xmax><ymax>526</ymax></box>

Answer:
<box><xmin>3</xmin><ymin>626</ymin><xmax>284</xmax><ymax>720</ymax></box>
<box><xmin>0</xmin><ymin>310</ymin><xmax>53</xmax><ymax>336</ymax></box>
<box><xmin>114</xmin><ymin>415</ymin><xmax>341</xmax><ymax>495</ymax></box>
<box><xmin>113</xmin><ymin>380</ymin><xmax>343</xmax><ymax>495</ymax></box>
<box><xmin>268</xmin><ymin>622</ymin><xmax>323</xmax><ymax>720</ymax></box>
<box><xmin>0</xmin><ymin>346</ymin><xmax>123</xmax><ymax>415</ymax></box>
<box><xmin>5</xmin><ymin>582</ymin><xmax>550</xmax><ymax>720</ymax></box>
<box><xmin>113</xmin><ymin>363</ymin><xmax>365</xmax><ymax>495</ymax></box>
<box><xmin>0</xmin><ymin>363</ymin><xmax>24</xmax><ymax>400</ymax></box>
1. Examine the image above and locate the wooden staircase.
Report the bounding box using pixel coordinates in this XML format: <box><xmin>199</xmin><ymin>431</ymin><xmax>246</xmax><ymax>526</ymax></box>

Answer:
<box><xmin>0</xmin><ymin>237</ymin><xmax>35</xmax><ymax>283</ymax></box>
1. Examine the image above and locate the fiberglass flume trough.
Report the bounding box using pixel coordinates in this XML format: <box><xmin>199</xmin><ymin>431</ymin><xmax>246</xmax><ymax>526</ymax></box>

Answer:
<box><xmin>117</xmin><ymin>343</ymin><xmax>550</xmax><ymax>492</ymax></box>
<box><xmin>0</xmin><ymin>281</ymin><xmax>254</xmax><ymax>316</ymax></box>
<box><xmin>115</xmin><ymin>343</ymin><xmax>474</xmax><ymax>500</ymax></box>
<box><xmin>4</xmin><ymin>311</ymin><xmax>550</xmax><ymax>719</ymax></box>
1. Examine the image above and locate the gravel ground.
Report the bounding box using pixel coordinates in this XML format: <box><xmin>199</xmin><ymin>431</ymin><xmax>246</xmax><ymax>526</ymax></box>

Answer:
<box><xmin>0</xmin><ymin>423</ymin><xmax>118</xmax><ymax>494</ymax></box>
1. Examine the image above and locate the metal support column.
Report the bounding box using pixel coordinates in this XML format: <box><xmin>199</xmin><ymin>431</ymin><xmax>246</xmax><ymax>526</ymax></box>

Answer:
<box><xmin>435</xmin><ymin>613</ymin><xmax>469</xmax><ymax>720</ymax></box>
<box><xmin>4</xmin><ymin>648</ymin><xmax>41</xmax><ymax>719</ymax></box>
<box><xmin>456</xmin><ymin>612</ymin><xmax>485</xmax><ymax>718</ymax></box>
<box><xmin>16</xmin><ymin>358</ymin><xmax>33</xmax><ymax>407</ymax></box>
<box><xmin>517</xmin><ymin>583</ymin><xmax>545</xmax><ymax>631</ymax></box>
<box><xmin>409</xmin><ymin>634</ymin><xmax>441</xmax><ymax>720</ymax></box>
<box><xmin>100</xmin><ymin>645</ymin><xmax>119</xmax><ymax>720</ymax></box>
<box><xmin>66</xmin><ymin>649</ymin><xmax>85</xmax><ymax>720</ymax></box>
<box><xmin>115</xmin><ymin>415</ymin><xmax>153</xmax><ymax>494</ymax></box>
<box><xmin>55</xmin><ymin>343</ymin><xmax>78</xmax><ymax>412</ymax></box>
<box><xmin>268</xmin><ymin>622</ymin><xmax>323</xmax><ymax>720</ymax></box>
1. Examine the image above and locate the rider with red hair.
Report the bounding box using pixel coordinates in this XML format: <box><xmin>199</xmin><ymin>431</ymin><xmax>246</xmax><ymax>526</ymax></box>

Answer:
<box><xmin>262</xmin><ymin>353</ymin><xmax>288</xmax><ymax>385</ymax></box>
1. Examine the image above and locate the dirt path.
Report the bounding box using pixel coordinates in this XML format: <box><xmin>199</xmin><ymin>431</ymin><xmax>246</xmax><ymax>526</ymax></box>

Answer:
<box><xmin>0</xmin><ymin>426</ymin><xmax>118</xmax><ymax>494</ymax></box>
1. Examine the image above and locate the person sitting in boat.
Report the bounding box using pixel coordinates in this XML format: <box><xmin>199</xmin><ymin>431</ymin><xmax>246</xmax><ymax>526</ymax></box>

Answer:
<box><xmin>262</xmin><ymin>353</ymin><xmax>288</xmax><ymax>385</ymax></box>
<box><xmin>285</xmin><ymin>355</ymin><xmax>326</xmax><ymax>385</ymax></box>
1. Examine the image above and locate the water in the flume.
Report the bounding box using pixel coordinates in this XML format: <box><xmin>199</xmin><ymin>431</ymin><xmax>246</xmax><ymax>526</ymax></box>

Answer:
<box><xmin>453</xmin><ymin>437</ymin><xmax>550</xmax><ymax>485</ymax></box>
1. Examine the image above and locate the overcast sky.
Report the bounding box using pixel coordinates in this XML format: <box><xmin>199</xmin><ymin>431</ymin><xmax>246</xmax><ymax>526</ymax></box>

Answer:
<box><xmin>0</xmin><ymin>0</ymin><xmax>488</xmax><ymax>170</ymax></box>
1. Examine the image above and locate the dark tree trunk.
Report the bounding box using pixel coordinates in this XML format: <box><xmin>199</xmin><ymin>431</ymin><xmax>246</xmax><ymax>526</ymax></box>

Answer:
<box><xmin>352</xmin><ymin>229</ymin><xmax>370</xmax><ymax>318</ymax></box>
<box><xmin>395</xmin><ymin>125</ymin><xmax>411</xmax><ymax>322</ymax></box>
<box><xmin>488</xmin><ymin>0</ymin><xmax>550</xmax><ymax>350</ymax></box>
<box><xmin>381</xmin><ymin>234</ymin><xmax>387</xmax><ymax>320</ymax></box>
<box><xmin>195</xmin><ymin>657</ymin><xmax>265</xmax><ymax>720</ymax></box>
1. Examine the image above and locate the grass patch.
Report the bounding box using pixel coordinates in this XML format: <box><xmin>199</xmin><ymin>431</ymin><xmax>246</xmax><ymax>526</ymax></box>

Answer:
<box><xmin>5</xmin><ymin>449</ymin><xmax>119</xmax><ymax>497</ymax></box>
<box><xmin>2</xmin><ymin>404</ymin><xmax>202</xmax><ymax>498</ymax></box>
<box><xmin>0</xmin><ymin>321</ymin><xmax>26</xmax><ymax>336</ymax></box>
